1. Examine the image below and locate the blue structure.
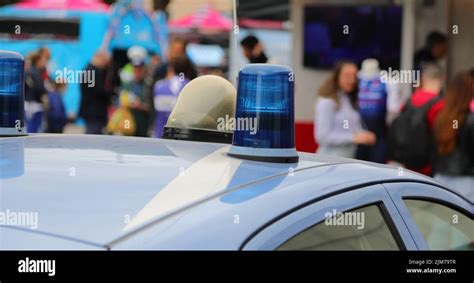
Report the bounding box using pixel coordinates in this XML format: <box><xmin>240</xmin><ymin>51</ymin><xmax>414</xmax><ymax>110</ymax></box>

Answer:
<box><xmin>0</xmin><ymin>5</ymin><xmax>109</xmax><ymax>116</ymax></box>
<box><xmin>0</xmin><ymin>0</ymin><xmax>168</xmax><ymax>117</ymax></box>
<box><xmin>107</xmin><ymin>0</ymin><xmax>168</xmax><ymax>57</ymax></box>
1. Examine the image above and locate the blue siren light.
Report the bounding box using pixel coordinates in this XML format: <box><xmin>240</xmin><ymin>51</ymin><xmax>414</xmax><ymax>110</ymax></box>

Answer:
<box><xmin>227</xmin><ymin>64</ymin><xmax>299</xmax><ymax>163</ymax></box>
<box><xmin>0</xmin><ymin>50</ymin><xmax>26</xmax><ymax>136</ymax></box>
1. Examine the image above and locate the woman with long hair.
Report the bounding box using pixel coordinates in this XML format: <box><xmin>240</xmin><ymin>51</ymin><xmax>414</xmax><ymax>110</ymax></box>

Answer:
<box><xmin>433</xmin><ymin>70</ymin><xmax>474</xmax><ymax>199</ymax></box>
<box><xmin>24</xmin><ymin>48</ymin><xmax>50</xmax><ymax>133</ymax></box>
<box><xmin>314</xmin><ymin>61</ymin><xmax>376</xmax><ymax>158</ymax></box>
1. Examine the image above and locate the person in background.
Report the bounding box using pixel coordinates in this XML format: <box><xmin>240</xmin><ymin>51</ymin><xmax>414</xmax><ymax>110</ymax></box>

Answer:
<box><xmin>386</xmin><ymin>79</ymin><xmax>402</xmax><ymax>125</ymax></box>
<box><xmin>154</xmin><ymin>38</ymin><xmax>197</xmax><ymax>82</ymax></box>
<box><xmin>121</xmin><ymin>57</ymin><xmax>153</xmax><ymax>137</ymax></box>
<box><xmin>433</xmin><ymin>70</ymin><xmax>474</xmax><ymax>199</ymax></box>
<box><xmin>147</xmin><ymin>51</ymin><xmax>162</xmax><ymax>77</ymax></box>
<box><xmin>79</xmin><ymin>50</ymin><xmax>111</xmax><ymax>135</ymax></box>
<box><xmin>314</xmin><ymin>61</ymin><xmax>376</xmax><ymax>158</ymax></box>
<box><xmin>153</xmin><ymin>57</ymin><xmax>190</xmax><ymax>138</ymax></box>
<box><xmin>356</xmin><ymin>58</ymin><xmax>401</xmax><ymax>163</ymax></box>
<box><xmin>414</xmin><ymin>31</ymin><xmax>448</xmax><ymax>71</ymax></box>
<box><xmin>32</xmin><ymin>47</ymin><xmax>52</xmax><ymax>91</ymax></box>
<box><xmin>240</xmin><ymin>35</ymin><xmax>270</xmax><ymax>64</ymax></box>
<box><xmin>24</xmin><ymin>49</ymin><xmax>50</xmax><ymax>133</ymax></box>
<box><xmin>45</xmin><ymin>82</ymin><xmax>68</xmax><ymax>133</ymax></box>
<box><xmin>119</xmin><ymin>46</ymin><xmax>149</xmax><ymax>85</ymax></box>
<box><xmin>37</xmin><ymin>47</ymin><xmax>51</xmax><ymax>81</ymax></box>
<box><xmin>406</xmin><ymin>64</ymin><xmax>445</xmax><ymax>175</ymax></box>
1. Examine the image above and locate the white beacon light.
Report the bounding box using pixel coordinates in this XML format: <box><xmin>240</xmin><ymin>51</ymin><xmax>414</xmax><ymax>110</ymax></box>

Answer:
<box><xmin>0</xmin><ymin>50</ymin><xmax>26</xmax><ymax>136</ymax></box>
<box><xmin>162</xmin><ymin>75</ymin><xmax>236</xmax><ymax>143</ymax></box>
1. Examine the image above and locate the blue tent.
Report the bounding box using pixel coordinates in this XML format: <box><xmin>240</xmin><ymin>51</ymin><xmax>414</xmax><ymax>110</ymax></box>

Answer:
<box><xmin>0</xmin><ymin>4</ymin><xmax>110</xmax><ymax>116</ymax></box>
<box><xmin>0</xmin><ymin>0</ymin><xmax>168</xmax><ymax>117</ymax></box>
<box><xmin>106</xmin><ymin>0</ymin><xmax>168</xmax><ymax>57</ymax></box>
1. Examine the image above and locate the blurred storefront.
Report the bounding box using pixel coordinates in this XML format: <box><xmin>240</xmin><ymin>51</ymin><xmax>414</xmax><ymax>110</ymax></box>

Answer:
<box><xmin>289</xmin><ymin>0</ymin><xmax>474</xmax><ymax>152</ymax></box>
<box><xmin>168</xmin><ymin>4</ymin><xmax>232</xmax><ymax>76</ymax></box>
<box><xmin>0</xmin><ymin>0</ymin><xmax>170</xmax><ymax>116</ymax></box>
<box><xmin>0</xmin><ymin>0</ymin><xmax>111</xmax><ymax>116</ymax></box>
<box><xmin>167</xmin><ymin>0</ymin><xmax>231</xmax><ymax>20</ymax></box>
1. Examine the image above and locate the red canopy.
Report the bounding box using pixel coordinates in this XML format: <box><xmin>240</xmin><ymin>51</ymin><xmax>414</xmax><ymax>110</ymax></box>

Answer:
<box><xmin>169</xmin><ymin>5</ymin><xmax>232</xmax><ymax>32</ymax></box>
<box><xmin>15</xmin><ymin>0</ymin><xmax>109</xmax><ymax>12</ymax></box>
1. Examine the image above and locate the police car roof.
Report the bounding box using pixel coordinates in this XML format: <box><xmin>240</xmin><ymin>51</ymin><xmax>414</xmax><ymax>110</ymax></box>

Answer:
<box><xmin>0</xmin><ymin>134</ymin><xmax>447</xmax><ymax>249</ymax></box>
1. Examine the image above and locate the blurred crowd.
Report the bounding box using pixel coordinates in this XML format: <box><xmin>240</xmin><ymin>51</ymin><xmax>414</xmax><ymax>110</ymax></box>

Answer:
<box><xmin>313</xmin><ymin>31</ymin><xmax>474</xmax><ymax>198</ymax></box>
<box><xmin>21</xmin><ymin>29</ymin><xmax>473</xmax><ymax>197</ymax></box>
<box><xmin>22</xmin><ymin>33</ymin><xmax>272</xmax><ymax>139</ymax></box>
<box><xmin>82</xmin><ymin>37</ymin><xmax>198</xmax><ymax>138</ymax></box>
<box><xmin>24</xmin><ymin>47</ymin><xmax>69</xmax><ymax>134</ymax></box>
<box><xmin>23</xmin><ymin>38</ymin><xmax>198</xmax><ymax>138</ymax></box>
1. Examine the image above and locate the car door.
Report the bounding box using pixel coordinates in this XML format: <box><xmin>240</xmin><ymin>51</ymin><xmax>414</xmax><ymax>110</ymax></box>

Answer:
<box><xmin>383</xmin><ymin>182</ymin><xmax>474</xmax><ymax>250</ymax></box>
<box><xmin>242</xmin><ymin>184</ymin><xmax>417</xmax><ymax>250</ymax></box>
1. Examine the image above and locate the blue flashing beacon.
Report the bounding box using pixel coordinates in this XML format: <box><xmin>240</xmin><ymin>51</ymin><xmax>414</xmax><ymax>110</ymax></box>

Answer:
<box><xmin>228</xmin><ymin>64</ymin><xmax>298</xmax><ymax>163</ymax></box>
<box><xmin>0</xmin><ymin>50</ymin><xmax>26</xmax><ymax>136</ymax></box>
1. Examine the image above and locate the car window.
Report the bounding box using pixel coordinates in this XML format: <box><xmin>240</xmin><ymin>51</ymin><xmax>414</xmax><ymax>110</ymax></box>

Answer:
<box><xmin>277</xmin><ymin>205</ymin><xmax>400</xmax><ymax>250</ymax></box>
<box><xmin>404</xmin><ymin>199</ymin><xmax>474</xmax><ymax>250</ymax></box>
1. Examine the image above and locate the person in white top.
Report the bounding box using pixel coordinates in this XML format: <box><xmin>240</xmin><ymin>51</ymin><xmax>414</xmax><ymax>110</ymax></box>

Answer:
<box><xmin>314</xmin><ymin>61</ymin><xmax>376</xmax><ymax>158</ymax></box>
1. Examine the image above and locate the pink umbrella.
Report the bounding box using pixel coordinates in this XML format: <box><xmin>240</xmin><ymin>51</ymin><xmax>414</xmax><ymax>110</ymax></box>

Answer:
<box><xmin>15</xmin><ymin>0</ymin><xmax>109</xmax><ymax>12</ymax></box>
<box><xmin>169</xmin><ymin>5</ymin><xmax>232</xmax><ymax>32</ymax></box>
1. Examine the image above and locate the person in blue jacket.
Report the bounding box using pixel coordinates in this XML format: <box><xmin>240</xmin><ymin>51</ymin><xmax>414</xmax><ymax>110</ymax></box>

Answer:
<box><xmin>153</xmin><ymin>57</ymin><xmax>190</xmax><ymax>138</ymax></box>
<box><xmin>45</xmin><ymin>82</ymin><xmax>68</xmax><ymax>133</ymax></box>
<box><xmin>356</xmin><ymin>59</ymin><xmax>401</xmax><ymax>163</ymax></box>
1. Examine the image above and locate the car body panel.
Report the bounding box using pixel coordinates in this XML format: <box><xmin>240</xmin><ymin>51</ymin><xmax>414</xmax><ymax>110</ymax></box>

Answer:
<box><xmin>0</xmin><ymin>134</ymin><xmax>465</xmax><ymax>250</ymax></box>
<box><xmin>109</xmin><ymin>166</ymin><xmax>439</xmax><ymax>250</ymax></box>
<box><xmin>0</xmin><ymin>226</ymin><xmax>103</xmax><ymax>250</ymax></box>
<box><xmin>383</xmin><ymin>182</ymin><xmax>474</xmax><ymax>250</ymax></box>
<box><xmin>0</xmin><ymin>134</ymin><xmax>337</xmax><ymax>247</ymax></box>
<box><xmin>241</xmin><ymin>184</ymin><xmax>417</xmax><ymax>250</ymax></box>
